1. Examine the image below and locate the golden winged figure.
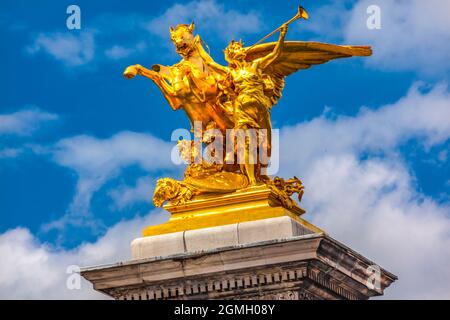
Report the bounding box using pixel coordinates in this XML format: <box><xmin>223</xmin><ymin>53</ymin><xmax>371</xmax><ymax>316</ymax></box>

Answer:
<box><xmin>123</xmin><ymin>6</ymin><xmax>372</xmax><ymax>209</ymax></box>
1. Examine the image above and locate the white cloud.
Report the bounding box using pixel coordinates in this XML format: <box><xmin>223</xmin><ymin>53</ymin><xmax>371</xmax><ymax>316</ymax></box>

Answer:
<box><xmin>40</xmin><ymin>131</ymin><xmax>176</xmax><ymax>238</ymax></box>
<box><xmin>104</xmin><ymin>45</ymin><xmax>133</xmax><ymax>60</ymax></box>
<box><xmin>279</xmin><ymin>82</ymin><xmax>450</xmax><ymax>298</ymax></box>
<box><xmin>145</xmin><ymin>0</ymin><xmax>262</xmax><ymax>40</ymax></box>
<box><xmin>0</xmin><ymin>210</ymin><xmax>169</xmax><ymax>299</ymax></box>
<box><xmin>0</xmin><ymin>107</ymin><xmax>58</xmax><ymax>136</ymax></box>
<box><xmin>280</xmin><ymin>83</ymin><xmax>450</xmax><ymax>170</ymax></box>
<box><xmin>0</xmin><ymin>107</ymin><xmax>57</xmax><ymax>159</ymax></box>
<box><xmin>109</xmin><ymin>176</ymin><xmax>154</xmax><ymax>210</ymax></box>
<box><xmin>104</xmin><ymin>42</ymin><xmax>146</xmax><ymax>60</ymax></box>
<box><xmin>52</xmin><ymin>131</ymin><xmax>174</xmax><ymax>179</ymax></box>
<box><xmin>0</xmin><ymin>148</ymin><xmax>22</xmax><ymax>159</ymax></box>
<box><xmin>27</xmin><ymin>31</ymin><xmax>95</xmax><ymax>67</ymax></box>
<box><xmin>344</xmin><ymin>0</ymin><xmax>450</xmax><ymax>75</ymax></box>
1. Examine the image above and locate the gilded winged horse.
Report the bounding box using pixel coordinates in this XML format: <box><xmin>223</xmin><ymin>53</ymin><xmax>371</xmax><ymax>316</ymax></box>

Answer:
<box><xmin>123</xmin><ymin>6</ymin><xmax>372</xmax><ymax>208</ymax></box>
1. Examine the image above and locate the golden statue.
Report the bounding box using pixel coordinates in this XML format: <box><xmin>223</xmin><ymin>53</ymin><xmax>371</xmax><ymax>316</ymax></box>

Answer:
<box><xmin>123</xmin><ymin>6</ymin><xmax>371</xmax><ymax>225</ymax></box>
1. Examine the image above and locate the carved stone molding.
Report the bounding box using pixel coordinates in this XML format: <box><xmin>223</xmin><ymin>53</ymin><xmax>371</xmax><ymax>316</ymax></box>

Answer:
<box><xmin>82</xmin><ymin>234</ymin><xmax>397</xmax><ymax>300</ymax></box>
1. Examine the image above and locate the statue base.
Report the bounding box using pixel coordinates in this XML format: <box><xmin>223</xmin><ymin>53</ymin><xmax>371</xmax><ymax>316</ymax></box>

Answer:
<box><xmin>81</xmin><ymin>186</ymin><xmax>397</xmax><ymax>300</ymax></box>
<box><xmin>143</xmin><ymin>184</ymin><xmax>308</xmax><ymax>237</ymax></box>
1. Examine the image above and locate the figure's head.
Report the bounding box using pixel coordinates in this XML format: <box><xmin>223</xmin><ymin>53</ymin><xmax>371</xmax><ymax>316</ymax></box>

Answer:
<box><xmin>169</xmin><ymin>22</ymin><xmax>196</xmax><ymax>57</ymax></box>
<box><xmin>224</xmin><ymin>39</ymin><xmax>246</xmax><ymax>64</ymax></box>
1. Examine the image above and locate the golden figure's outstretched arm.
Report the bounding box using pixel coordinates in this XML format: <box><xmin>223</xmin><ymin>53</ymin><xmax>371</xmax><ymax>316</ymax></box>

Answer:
<box><xmin>255</xmin><ymin>24</ymin><xmax>287</xmax><ymax>70</ymax></box>
<box><xmin>205</xmin><ymin>61</ymin><xmax>229</xmax><ymax>78</ymax></box>
<box><xmin>195</xmin><ymin>37</ymin><xmax>229</xmax><ymax>77</ymax></box>
<box><xmin>194</xmin><ymin>36</ymin><xmax>212</xmax><ymax>63</ymax></box>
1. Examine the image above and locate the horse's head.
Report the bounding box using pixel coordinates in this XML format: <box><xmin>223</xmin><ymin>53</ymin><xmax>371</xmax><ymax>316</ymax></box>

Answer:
<box><xmin>169</xmin><ymin>22</ymin><xmax>196</xmax><ymax>58</ymax></box>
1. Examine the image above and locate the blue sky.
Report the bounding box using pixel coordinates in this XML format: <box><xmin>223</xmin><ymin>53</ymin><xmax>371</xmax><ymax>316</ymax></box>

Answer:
<box><xmin>1</xmin><ymin>0</ymin><xmax>449</xmax><ymax>299</ymax></box>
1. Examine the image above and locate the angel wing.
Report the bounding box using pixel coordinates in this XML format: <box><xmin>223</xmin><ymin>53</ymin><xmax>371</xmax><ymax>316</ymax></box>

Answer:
<box><xmin>245</xmin><ymin>41</ymin><xmax>372</xmax><ymax>104</ymax></box>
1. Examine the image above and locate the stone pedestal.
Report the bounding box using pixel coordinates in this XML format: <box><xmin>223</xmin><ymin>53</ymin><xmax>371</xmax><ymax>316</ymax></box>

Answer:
<box><xmin>81</xmin><ymin>232</ymin><xmax>396</xmax><ymax>300</ymax></box>
<box><xmin>81</xmin><ymin>186</ymin><xmax>397</xmax><ymax>300</ymax></box>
